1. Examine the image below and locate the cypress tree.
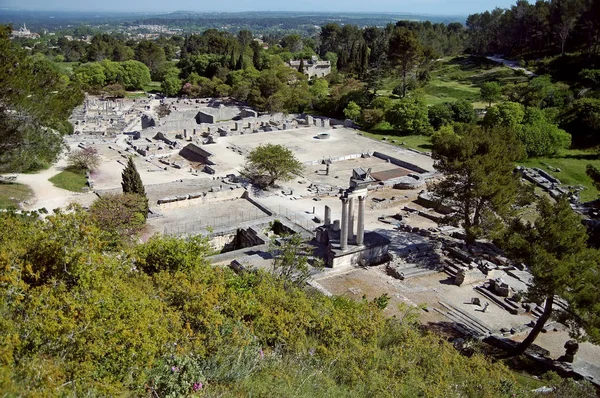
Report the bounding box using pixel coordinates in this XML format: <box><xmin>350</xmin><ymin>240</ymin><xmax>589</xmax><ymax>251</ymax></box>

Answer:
<box><xmin>298</xmin><ymin>58</ymin><xmax>305</xmax><ymax>74</ymax></box>
<box><xmin>236</xmin><ymin>53</ymin><xmax>244</xmax><ymax>70</ymax></box>
<box><xmin>121</xmin><ymin>157</ymin><xmax>148</xmax><ymax>217</ymax></box>
<box><xmin>229</xmin><ymin>49</ymin><xmax>236</xmax><ymax>69</ymax></box>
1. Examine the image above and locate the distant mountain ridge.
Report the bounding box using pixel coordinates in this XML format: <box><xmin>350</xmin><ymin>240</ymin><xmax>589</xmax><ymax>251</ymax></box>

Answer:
<box><xmin>0</xmin><ymin>9</ymin><xmax>466</xmax><ymax>31</ymax></box>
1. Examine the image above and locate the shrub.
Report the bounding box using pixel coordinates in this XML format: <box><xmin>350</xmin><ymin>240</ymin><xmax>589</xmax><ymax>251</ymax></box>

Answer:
<box><xmin>90</xmin><ymin>193</ymin><xmax>147</xmax><ymax>237</ymax></box>
<box><xmin>67</xmin><ymin>146</ymin><xmax>100</xmax><ymax>171</ymax></box>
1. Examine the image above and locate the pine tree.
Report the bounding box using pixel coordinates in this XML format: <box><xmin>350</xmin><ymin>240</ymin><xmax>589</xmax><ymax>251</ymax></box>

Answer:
<box><xmin>501</xmin><ymin>198</ymin><xmax>599</xmax><ymax>356</ymax></box>
<box><xmin>121</xmin><ymin>157</ymin><xmax>148</xmax><ymax>217</ymax></box>
<box><xmin>432</xmin><ymin>124</ymin><xmax>524</xmax><ymax>246</ymax></box>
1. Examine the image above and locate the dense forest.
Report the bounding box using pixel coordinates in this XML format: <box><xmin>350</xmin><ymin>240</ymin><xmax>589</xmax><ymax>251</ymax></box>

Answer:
<box><xmin>467</xmin><ymin>0</ymin><xmax>600</xmax><ymax>57</ymax></box>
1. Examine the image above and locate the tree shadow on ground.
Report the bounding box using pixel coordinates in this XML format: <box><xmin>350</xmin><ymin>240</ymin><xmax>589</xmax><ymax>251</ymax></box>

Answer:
<box><xmin>446</xmin><ymin>55</ymin><xmax>501</xmax><ymax>72</ymax></box>
<box><xmin>373</xmin><ymin>227</ymin><xmax>443</xmax><ymax>271</ymax></box>
<box><xmin>562</xmin><ymin>153</ymin><xmax>600</xmax><ymax>161</ymax></box>
<box><xmin>422</xmin><ymin>321</ymin><xmax>466</xmax><ymax>340</ymax></box>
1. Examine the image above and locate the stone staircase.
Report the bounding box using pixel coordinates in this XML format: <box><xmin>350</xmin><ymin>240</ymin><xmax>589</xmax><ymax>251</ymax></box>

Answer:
<box><xmin>474</xmin><ymin>285</ymin><xmax>522</xmax><ymax>315</ymax></box>
<box><xmin>435</xmin><ymin>301</ymin><xmax>495</xmax><ymax>338</ymax></box>
<box><xmin>443</xmin><ymin>258</ymin><xmax>465</xmax><ymax>278</ymax></box>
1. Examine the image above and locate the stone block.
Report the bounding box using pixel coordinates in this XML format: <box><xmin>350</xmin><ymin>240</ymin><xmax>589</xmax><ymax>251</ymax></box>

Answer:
<box><xmin>454</xmin><ymin>268</ymin><xmax>487</xmax><ymax>286</ymax></box>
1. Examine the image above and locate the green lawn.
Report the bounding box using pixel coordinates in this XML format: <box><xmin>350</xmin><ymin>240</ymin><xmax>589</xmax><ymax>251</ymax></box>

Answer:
<box><xmin>377</xmin><ymin>56</ymin><xmax>529</xmax><ymax>109</ymax></box>
<box><xmin>421</xmin><ymin>56</ymin><xmax>529</xmax><ymax>107</ymax></box>
<box><xmin>0</xmin><ymin>183</ymin><xmax>33</xmax><ymax>209</ymax></box>
<box><xmin>362</xmin><ymin>130</ymin><xmax>433</xmax><ymax>152</ymax></box>
<box><xmin>49</xmin><ymin>168</ymin><xmax>88</xmax><ymax>192</ymax></box>
<box><xmin>51</xmin><ymin>61</ymin><xmax>79</xmax><ymax>75</ymax></box>
<box><xmin>520</xmin><ymin>149</ymin><xmax>600</xmax><ymax>202</ymax></box>
<box><xmin>142</xmin><ymin>81</ymin><xmax>162</xmax><ymax>93</ymax></box>
<box><xmin>422</xmin><ymin>79</ymin><xmax>481</xmax><ymax>105</ymax></box>
<box><xmin>125</xmin><ymin>91</ymin><xmax>149</xmax><ymax>99</ymax></box>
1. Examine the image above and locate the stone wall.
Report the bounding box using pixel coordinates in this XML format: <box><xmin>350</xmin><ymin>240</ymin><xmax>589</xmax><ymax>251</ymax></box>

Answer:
<box><xmin>372</xmin><ymin>152</ymin><xmax>429</xmax><ymax>173</ymax></box>
<box><xmin>328</xmin><ymin>244</ymin><xmax>389</xmax><ymax>268</ymax></box>
<box><xmin>195</xmin><ymin>111</ymin><xmax>215</xmax><ymax>124</ymax></box>
<box><xmin>156</xmin><ymin>187</ymin><xmax>246</xmax><ymax>210</ymax></box>
<box><xmin>210</xmin><ymin>227</ymin><xmax>266</xmax><ymax>253</ymax></box>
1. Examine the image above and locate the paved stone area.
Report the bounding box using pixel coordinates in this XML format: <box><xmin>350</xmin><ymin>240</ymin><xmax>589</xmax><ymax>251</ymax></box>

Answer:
<box><xmin>208</xmin><ymin>127</ymin><xmax>434</xmax><ymax>174</ymax></box>
<box><xmin>148</xmin><ymin>198</ymin><xmax>270</xmax><ymax>236</ymax></box>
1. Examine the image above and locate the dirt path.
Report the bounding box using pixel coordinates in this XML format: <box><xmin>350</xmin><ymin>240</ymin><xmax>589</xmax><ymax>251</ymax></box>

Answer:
<box><xmin>486</xmin><ymin>55</ymin><xmax>536</xmax><ymax>77</ymax></box>
<box><xmin>13</xmin><ymin>157</ymin><xmax>97</xmax><ymax>211</ymax></box>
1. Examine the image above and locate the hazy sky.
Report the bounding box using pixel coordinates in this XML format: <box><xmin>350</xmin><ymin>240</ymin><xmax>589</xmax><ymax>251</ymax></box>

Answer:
<box><xmin>1</xmin><ymin>0</ymin><xmax>518</xmax><ymax>15</ymax></box>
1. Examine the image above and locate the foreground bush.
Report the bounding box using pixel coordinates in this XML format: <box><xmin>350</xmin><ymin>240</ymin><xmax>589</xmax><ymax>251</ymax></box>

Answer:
<box><xmin>0</xmin><ymin>208</ymin><xmax>530</xmax><ymax>396</ymax></box>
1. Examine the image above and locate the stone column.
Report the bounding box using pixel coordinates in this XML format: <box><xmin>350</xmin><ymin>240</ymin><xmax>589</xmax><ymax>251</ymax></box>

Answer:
<box><xmin>324</xmin><ymin>205</ymin><xmax>331</xmax><ymax>226</ymax></box>
<box><xmin>340</xmin><ymin>197</ymin><xmax>349</xmax><ymax>250</ymax></box>
<box><xmin>356</xmin><ymin>195</ymin><xmax>366</xmax><ymax>245</ymax></box>
<box><xmin>347</xmin><ymin>197</ymin><xmax>355</xmax><ymax>244</ymax></box>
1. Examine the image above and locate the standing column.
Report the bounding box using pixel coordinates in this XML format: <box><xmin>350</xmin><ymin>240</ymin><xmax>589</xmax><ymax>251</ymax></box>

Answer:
<box><xmin>340</xmin><ymin>197</ymin><xmax>349</xmax><ymax>250</ymax></box>
<box><xmin>324</xmin><ymin>205</ymin><xmax>331</xmax><ymax>226</ymax></box>
<box><xmin>356</xmin><ymin>195</ymin><xmax>366</xmax><ymax>245</ymax></box>
<box><xmin>347</xmin><ymin>196</ymin><xmax>355</xmax><ymax>244</ymax></box>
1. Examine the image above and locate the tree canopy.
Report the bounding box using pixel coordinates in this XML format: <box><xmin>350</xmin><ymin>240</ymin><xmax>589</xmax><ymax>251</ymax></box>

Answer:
<box><xmin>121</xmin><ymin>157</ymin><xmax>148</xmax><ymax>217</ymax></box>
<box><xmin>432</xmin><ymin>124</ymin><xmax>525</xmax><ymax>245</ymax></box>
<box><xmin>500</xmin><ymin>197</ymin><xmax>600</xmax><ymax>356</ymax></box>
<box><xmin>480</xmin><ymin>81</ymin><xmax>501</xmax><ymax>107</ymax></box>
<box><xmin>0</xmin><ymin>26</ymin><xmax>83</xmax><ymax>172</ymax></box>
<box><xmin>241</xmin><ymin>144</ymin><xmax>304</xmax><ymax>187</ymax></box>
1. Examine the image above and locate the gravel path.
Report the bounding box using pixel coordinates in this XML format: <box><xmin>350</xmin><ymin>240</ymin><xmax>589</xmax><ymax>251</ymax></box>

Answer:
<box><xmin>12</xmin><ymin>157</ymin><xmax>97</xmax><ymax>211</ymax></box>
<box><xmin>486</xmin><ymin>55</ymin><xmax>537</xmax><ymax>77</ymax></box>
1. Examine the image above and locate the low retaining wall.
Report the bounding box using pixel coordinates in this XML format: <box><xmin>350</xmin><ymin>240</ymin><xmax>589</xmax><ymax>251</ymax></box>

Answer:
<box><xmin>156</xmin><ymin>187</ymin><xmax>245</xmax><ymax>210</ymax></box>
<box><xmin>372</xmin><ymin>151</ymin><xmax>429</xmax><ymax>173</ymax></box>
<box><xmin>304</xmin><ymin>153</ymin><xmax>365</xmax><ymax>166</ymax></box>
<box><xmin>241</xmin><ymin>191</ymin><xmax>274</xmax><ymax>216</ymax></box>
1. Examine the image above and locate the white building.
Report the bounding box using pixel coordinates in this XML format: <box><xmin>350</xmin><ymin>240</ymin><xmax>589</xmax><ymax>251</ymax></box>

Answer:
<box><xmin>11</xmin><ymin>24</ymin><xmax>39</xmax><ymax>39</ymax></box>
<box><xmin>288</xmin><ymin>56</ymin><xmax>332</xmax><ymax>79</ymax></box>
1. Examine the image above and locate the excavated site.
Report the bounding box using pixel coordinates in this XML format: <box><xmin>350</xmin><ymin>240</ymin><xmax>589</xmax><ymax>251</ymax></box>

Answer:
<box><xmin>11</xmin><ymin>94</ymin><xmax>599</xmax><ymax>385</ymax></box>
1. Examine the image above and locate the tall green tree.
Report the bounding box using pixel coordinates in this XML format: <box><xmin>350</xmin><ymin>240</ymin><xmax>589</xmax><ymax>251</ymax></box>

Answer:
<box><xmin>432</xmin><ymin>124</ymin><xmax>524</xmax><ymax>246</ymax></box>
<box><xmin>451</xmin><ymin>100</ymin><xmax>476</xmax><ymax>124</ymax></box>
<box><xmin>483</xmin><ymin>101</ymin><xmax>525</xmax><ymax>130</ymax></box>
<box><xmin>388</xmin><ymin>27</ymin><xmax>422</xmax><ymax>98</ymax></box>
<box><xmin>386</xmin><ymin>98</ymin><xmax>432</xmax><ymax>135</ymax></box>
<box><xmin>120</xmin><ymin>60</ymin><xmax>151</xmax><ymax>90</ymax></box>
<box><xmin>560</xmin><ymin>98</ymin><xmax>600</xmax><ymax>148</ymax></box>
<box><xmin>480</xmin><ymin>81</ymin><xmax>501</xmax><ymax>107</ymax></box>
<box><xmin>551</xmin><ymin>0</ymin><xmax>583</xmax><ymax>55</ymax></box>
<box><xmin>241</xmin><ymin>144</ymin><xmax>303</xmax><ymax>187</ymax></box>
<box><xmin>121</xmin><ymin>157</ymin><xmax>148</xmax><ymax>217</ymax></box>
<box><xmin>237</xmin><ymin>29</ymin><xmax>253</xmax><ymax>48</ymax></box>
<box><xmin>135</xmin><ymin>40</ymin><xmax>166</xmax><ymax>78</ymax></box>
<box><xmin>428</xmin><ymin>103</ymin><xmax>454</xmax><ymax>130</ymax></box>
<box><xmin>517</xmin><ymin>107</ymin><xmax>571</xmax><ymax>156</ymax></box>
<box><xmin>501</xmin><ymin>198</ymin><xmax>599</xmax><ymax>356</ymax></box>
<box><xmin>161</xmin><ymin>67</ymin><xmax>182</xmax><ymax>97</ymax></box>
<box><xmin>0</xmin><ymin>25</ymin><xmax>83</xmax><ymax>172</ymax></box>
<box><xmin>343</xmin><ymin>101</ymin><xmax>361</xmax><ymax>122</ymax></box>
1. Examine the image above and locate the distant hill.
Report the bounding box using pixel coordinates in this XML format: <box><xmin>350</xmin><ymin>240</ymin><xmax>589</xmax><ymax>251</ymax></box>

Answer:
<box><xmin>0</xmin><ymin>9</ymin><xmax>466</xmax><ymax>32</ymax></box>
